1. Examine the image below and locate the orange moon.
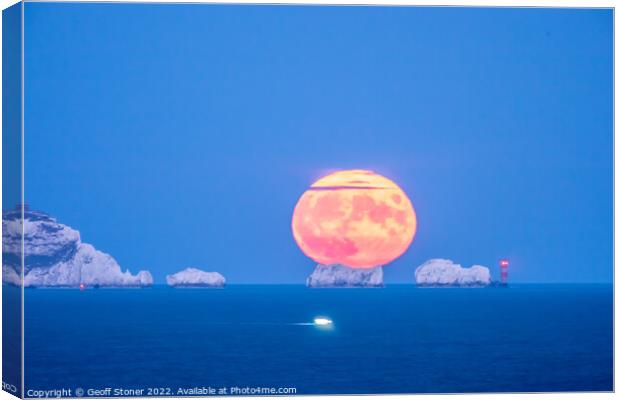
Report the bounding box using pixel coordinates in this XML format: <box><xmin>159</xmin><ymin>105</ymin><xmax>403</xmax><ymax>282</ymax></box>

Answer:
<box><xmin>291</xmin><ymin>170</ymin><xmax>417</xmax><ymax>268</ymax></box>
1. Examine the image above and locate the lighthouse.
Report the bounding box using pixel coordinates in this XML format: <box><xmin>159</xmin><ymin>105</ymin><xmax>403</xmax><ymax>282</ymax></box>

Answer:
<box><xmin>499</xmin><ymin>259</ymin><xmax>509</xmax><ymax>286</ymax></box>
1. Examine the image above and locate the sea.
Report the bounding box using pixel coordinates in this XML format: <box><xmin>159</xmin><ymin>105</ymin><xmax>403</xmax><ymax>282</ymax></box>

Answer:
<box><xmin>22</xmin><ymin>284</ymin><xmax>612</xmax><ymax>395</ymax></box>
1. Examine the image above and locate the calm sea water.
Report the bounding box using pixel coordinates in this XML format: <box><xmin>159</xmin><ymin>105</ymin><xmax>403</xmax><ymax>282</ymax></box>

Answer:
<box><xmin>24</xmin><ymin>285</ymin><xmax>612</xmax><ymax>395</ymax></box>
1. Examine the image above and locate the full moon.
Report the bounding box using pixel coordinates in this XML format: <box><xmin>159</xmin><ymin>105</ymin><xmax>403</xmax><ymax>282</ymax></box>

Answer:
<box><xmin>291</xmin><ymin>170</ymin><xmax>417</xmax><ymax>268</ymax></box>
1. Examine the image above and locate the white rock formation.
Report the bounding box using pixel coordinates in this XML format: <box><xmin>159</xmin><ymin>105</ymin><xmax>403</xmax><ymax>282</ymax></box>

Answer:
<box><xmin>306</xmin><ymin>264</ymin><xmax>383</xmax><ymax>287</ymax></box>
<box><xmin>166</xmin><ymin>268</ymin><xmax>225</xmax><ymax>287</ymax></box>
<box><xmin>2</xmin><ymin>208</ymin><xmax>153</xmax><ymax>287</ymax></box>
<box><xmin>2</xmin><ymin>265</ymin><xmax>21</xmax><ymax>286</ymax></box>
<box><xmin>415</xmin><ymin>259</ymin><xmax>490</xmax><ymax>287</ymax></box>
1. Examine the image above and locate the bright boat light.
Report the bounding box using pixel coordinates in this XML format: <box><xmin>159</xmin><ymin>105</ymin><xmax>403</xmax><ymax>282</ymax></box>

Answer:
<box><xmin>314</xmin><ymin>318</ymin><xmax>332</xmax><ymax>326</ymax></box>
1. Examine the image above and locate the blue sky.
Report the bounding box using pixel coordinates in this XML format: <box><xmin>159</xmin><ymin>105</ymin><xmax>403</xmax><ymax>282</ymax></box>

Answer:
<box><xmin>23</xmin><ymin>4</ymin><xmax>612</xmax><ymax>283</ymax></box>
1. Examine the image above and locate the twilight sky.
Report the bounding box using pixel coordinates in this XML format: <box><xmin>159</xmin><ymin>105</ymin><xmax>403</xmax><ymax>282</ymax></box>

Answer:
<box><xmin>22</xmin><ymin>4</ymin><xmax>612</xmax><ymax>283</ymax></box>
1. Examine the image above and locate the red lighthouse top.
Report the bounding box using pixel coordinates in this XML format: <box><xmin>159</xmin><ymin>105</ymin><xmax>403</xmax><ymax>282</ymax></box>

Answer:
<box><xmin>499</xmin><ymin>259</ymin><xmax>509</xmax><ymax>268</ymax></box>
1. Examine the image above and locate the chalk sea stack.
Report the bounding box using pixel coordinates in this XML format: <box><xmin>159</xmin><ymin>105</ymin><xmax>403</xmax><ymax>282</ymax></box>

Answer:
<box><xmin>306</xmin><ymin>264</ymin><xmax>383</xmax><ymax>288</ymax></box>
<box><xmin>166</xmin><ymin>268</ymin><xmax>225</xmax><ymax>287</ymax></box>
<box><xmin>415</xmin><ymin>259</ymin><xmax>490</xmax><ymax>287</ymax></box>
